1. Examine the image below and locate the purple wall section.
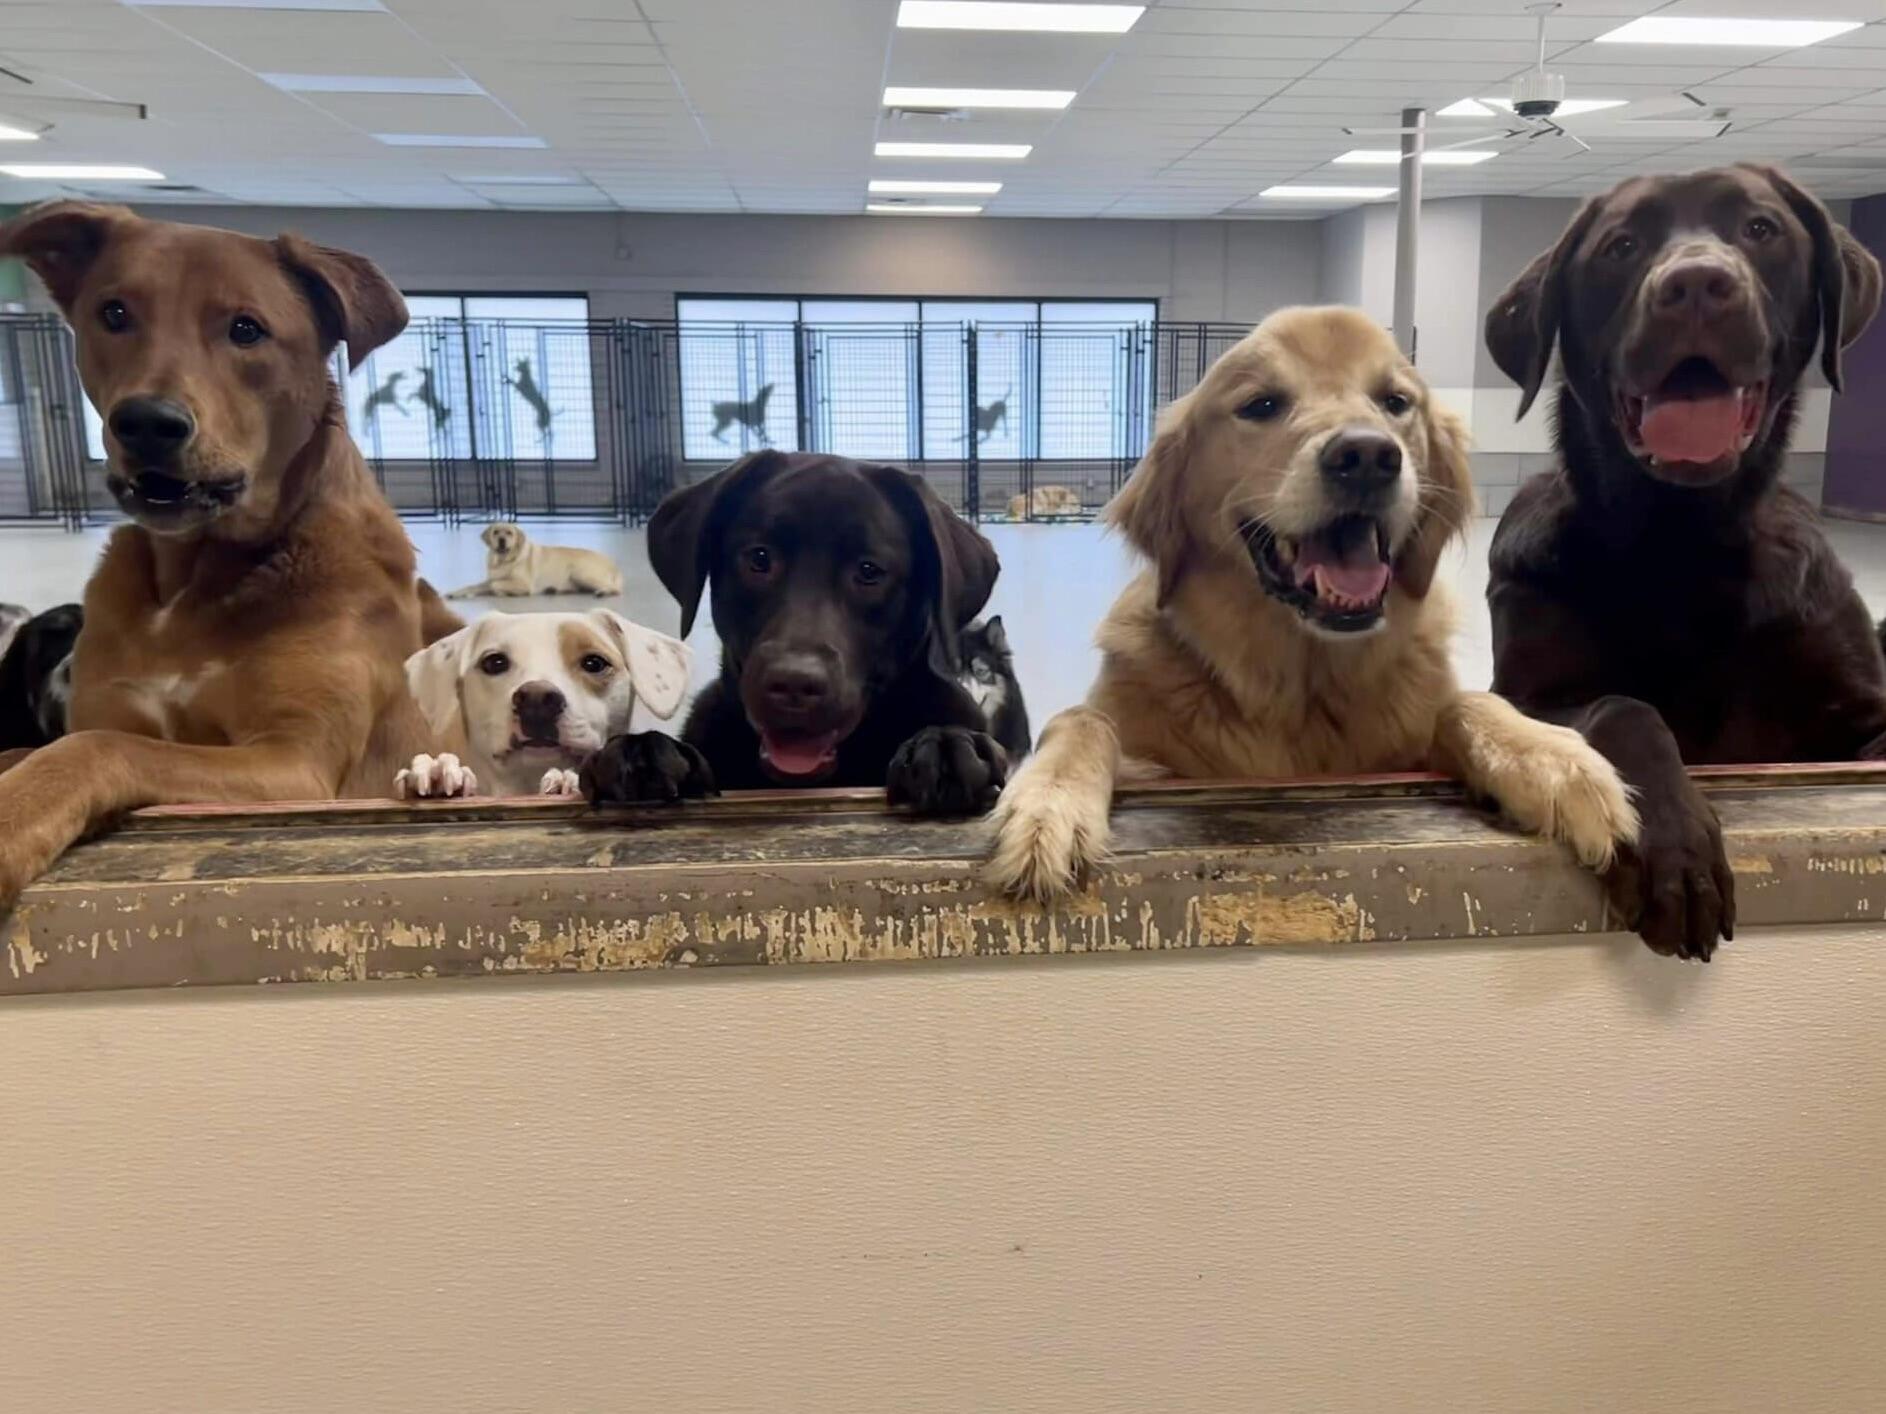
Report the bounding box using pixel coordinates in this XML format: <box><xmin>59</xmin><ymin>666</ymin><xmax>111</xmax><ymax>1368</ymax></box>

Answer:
<box><xmin>1825</xmin><ymin>193</ymin><xmax>1886</xmax><ymax>518</ymax></box>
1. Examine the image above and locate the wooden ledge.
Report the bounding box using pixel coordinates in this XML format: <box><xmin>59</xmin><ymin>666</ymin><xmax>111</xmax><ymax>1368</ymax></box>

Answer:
<box><xmin>6</xmin><ymin>763</ymin><xmax>1886</xmax><ymax>996</ymax></box>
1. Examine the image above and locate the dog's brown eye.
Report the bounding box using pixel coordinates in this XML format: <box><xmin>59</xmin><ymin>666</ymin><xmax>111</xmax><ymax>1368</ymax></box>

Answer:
<box><xmin>580</xmin><ymin>653</ymin><xmax>611</xmax><ymax>674</ymax></box>
<box><xmin>744</xmin><ymin>546</ymin><xmax>772</xmax><ymax>575</ymax></box>
<box><xmin>1602</xmin><ymin>233</ymin><xmax>1637</xmax><ymax>261</ymax></box>
<box><xmin>99</xmin><ymin>300</ymin><xmax>130</xmax><ymax>334</ymax></box>
<box><xmin>228</xmin><ymin>315</ymin><xmax>268</xmax><ymax>347</ymax></box>
<box><xmin>1237</xmin><ymin>394</ymin><xmax>1286</xmax><ymax>422</ymax></box>
<box><xmin>1380</xmin><ymin>391</ymin><xmax>1412</xmax><ymax>416</ymax></box>
<box><xmin>856</xmin><ymin>559</ymin><xmax>885</xmax><ymax>586</ymax></box>
<box><xmin>1745</xmin><ymin>216</ymin><xmax>1778</xmax><ymax>243</ymax></box>
<box><xmin>479</xmin><ymin>652</ymin><xmax>510</xmax><ymax>676</ymax></box>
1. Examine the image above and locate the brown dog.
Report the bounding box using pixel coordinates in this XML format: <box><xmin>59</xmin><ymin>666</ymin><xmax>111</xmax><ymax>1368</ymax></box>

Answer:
<box><xmin>0</xmin><ymin>202</ymin><xmax>458</xmax><ymax>911</ymax></box>
<box><xmin>988</xmin><ymin>306</ymin><xmax>1637</xmax><ymax>899</ymax></box>
<box><xmin>1485</xmin><ymin>164</ymin><xmax>1886</xmax><ymax>961</ymax></box>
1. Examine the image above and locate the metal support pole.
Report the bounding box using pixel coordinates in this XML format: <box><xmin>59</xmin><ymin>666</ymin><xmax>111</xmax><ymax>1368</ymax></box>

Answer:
<box><xmin>1393</xmin><ymin>105</ymin><xmax>1424</xmax><ymax>362</ymax></box>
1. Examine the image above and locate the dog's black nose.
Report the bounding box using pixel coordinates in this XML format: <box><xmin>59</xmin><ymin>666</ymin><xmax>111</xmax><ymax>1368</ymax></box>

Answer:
<box><xmin>761</xmin><ymin>656</ymin><xmax>829</xmax><ymax>715</ymax></box>
<box><xmin>1319</xmin><ymin>428</ymin><xmax>1402</xmax><ymax>491</ymax></box>
<box><xmin>108</xmin><ymin>396</ymin><xmax>196</xmax><ymax>465</ymax></box>
<box><xmin>1654</xmin><ymin>258</ymin><xmax>1742</xmax><ymax>319</ymax></box>
<box><xmin>513</xmin><ymin>682</ymin><xmax>566</xmax><ymax>732</ymax></box>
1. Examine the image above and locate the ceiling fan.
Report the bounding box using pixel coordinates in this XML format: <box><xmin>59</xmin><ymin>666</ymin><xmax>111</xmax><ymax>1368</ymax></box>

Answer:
<box><xmin>1342</xmin><ymin>2</ymin><xmax>1732</xmax><ymax>157</ymax></box>
<box><xmin>0</xmin><ymin>62</ymin><xmax>148</xmax><ymax>137</ymax></box>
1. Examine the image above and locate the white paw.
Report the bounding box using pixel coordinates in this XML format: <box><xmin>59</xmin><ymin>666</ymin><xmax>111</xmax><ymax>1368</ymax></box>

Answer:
<box><xmin>395</xmin><ymin>752</ymin><xmax>479</xmax><ymax>800</ymax></box>
<box><xmin>539</xmin><ymin>767</ymin><xmax>582</xmax><ymax>798</ymax></box>
<box><xmin>984</xmin><ymin>762</ymin><xmax>1112</xmax><ymax>903</ymax></box>
<box><xmin>1503</xmin><ymin>724</ymin><xmax>1640</xmax><ymax>871</ymax></box>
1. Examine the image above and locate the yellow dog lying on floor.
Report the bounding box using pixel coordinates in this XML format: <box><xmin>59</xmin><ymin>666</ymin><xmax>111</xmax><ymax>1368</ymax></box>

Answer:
<box><xmin>987</xmin><ymin>305</ymin><xmax>1637</xmax><ymax>898</ymax></box>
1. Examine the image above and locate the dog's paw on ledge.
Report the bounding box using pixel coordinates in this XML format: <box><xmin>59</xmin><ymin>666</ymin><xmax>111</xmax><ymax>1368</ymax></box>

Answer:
<box><xmin>394</xmin><ymin>753</ymin><xmax>479</xmax><ymax>800</ymax></box>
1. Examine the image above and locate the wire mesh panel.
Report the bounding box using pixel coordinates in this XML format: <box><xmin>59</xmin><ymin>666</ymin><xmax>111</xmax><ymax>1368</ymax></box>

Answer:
<box><xmin>0</xmin><ymin>310</ymin><xmax>1262</xmax><ymax>530</ymax></box>
<box><xmin>0</xmin><ymin>316</ymin><xmax>88</xmax><ymax>527</ymax></box>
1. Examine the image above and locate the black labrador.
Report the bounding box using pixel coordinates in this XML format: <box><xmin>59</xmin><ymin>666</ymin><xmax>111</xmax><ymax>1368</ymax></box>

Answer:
<box><xmin>582</xmin><ymin>450</ymin><xmax>1009</xmax><ymax>813</ymax></box>
<box><xmin>1484</xmin><ymin>163</ymin><xmax>1886</xmax><ymax>961</ymax></box>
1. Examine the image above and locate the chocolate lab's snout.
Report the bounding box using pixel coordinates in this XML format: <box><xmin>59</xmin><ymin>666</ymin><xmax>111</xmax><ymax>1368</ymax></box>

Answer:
<box><xmin>109</xmin><ymin>396</ymin><xmax>196</xmax><ymax>466</ymax></box>
<box><xmin>760</xmin><ymin>653</ymin><xmax>830</xmax><ymax>717</ymax></box>
<box><xmin>1319</xmin><ymin>427</ymin><xmax>1401</xmax><ymax>495</ymax></box>
<box><xmin>1651</xmin><ymin>256</ymin><xmax>1748</xmax><ymax>323</ymax></box>
<box><xmin>512</xmin><ymin>681</ymin><xmax>566</xmax><ymax>738</ymax></box>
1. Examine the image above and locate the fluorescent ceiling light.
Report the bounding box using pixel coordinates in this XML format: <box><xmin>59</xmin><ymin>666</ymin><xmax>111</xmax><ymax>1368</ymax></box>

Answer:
<box><xmin>869</xmin><ymin>178</ymin><xmax>1002</xmax><ymax>194</ymax></box>
<box><xmin>127</xmin><ymin>0</ymin><xmax>384</xmax><ymax>9</ymax></box>
<box><xmin>1333</xmin><ymin>148</ymin><xmax>1497</xmax><ymax>166</ymax></box>
<box><xmin>0</xmin><ymin>163</ymin><xmax>165</xmax><ymax>180</ymax></box>
<box><xmin>259</xmin><ymin>73</ymin><xmax>484</xmax><ymax>95</ymax></box>
<box><xmin>896</xmin><ymin>2</ymin><xmax>1143</xmax><ymax>33</ymax></box>
<box><xmin>884</xmin><ymin>86</ymin><xmax>1075</xmax><ymax>110</ymax></box>
<box><xmin>875</xmin><ymin>141</ymin><xmax>1032</xmax><ymax>159</ymax></box>
<box><xmin>1259</xmin><ymin>184</ymin><xmax>1395</xmax><ymax>200</ymax></box>
<box><xmin>374</xmin><ymin>133</ymin><xmax>547</xmax><ymax>148</ymax></box>
<box><xmin>0</xmin><ymin>124</ymin><xmax>39</xmax><ymax>142</ymax></box>
<box><xmin>1596</xmin><ymin>17</ymin><xmax>1861</xmax><ymax>47</ymax></box>
<box><xmin>867</xmin><ymin>203</ymin><xmax>984</xmax><ymax>215</ymax></box>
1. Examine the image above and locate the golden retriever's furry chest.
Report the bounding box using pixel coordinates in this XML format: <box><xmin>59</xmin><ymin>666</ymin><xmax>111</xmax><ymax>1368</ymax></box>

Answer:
<box><xmin>1090</xmin><ymin>577</ymin><xmax>1455</xmax><ymax>779</ymax></box>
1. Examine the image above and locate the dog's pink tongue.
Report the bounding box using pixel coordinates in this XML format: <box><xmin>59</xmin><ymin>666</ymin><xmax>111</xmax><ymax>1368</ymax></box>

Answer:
<box><xmin>1295</xmin><ymin>538</ymin><xmax>1391</xmax><ymax>602</ymax></box>
<box><xmin>761</xmin><ymin>730</ymin><xmax>838</xmax><ymax>777</ymax></box>
<box><xmin>1640</xmin><ymin>392</ymin><xmax>1743</xmax><ymax>465</ymax></box>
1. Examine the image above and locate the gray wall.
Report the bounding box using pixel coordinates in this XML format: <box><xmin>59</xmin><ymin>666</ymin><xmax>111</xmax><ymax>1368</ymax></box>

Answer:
<box><xmin>129</xmin><ymin>204</ymin><xmax>1323</xmax><ymax>326</ymax></box>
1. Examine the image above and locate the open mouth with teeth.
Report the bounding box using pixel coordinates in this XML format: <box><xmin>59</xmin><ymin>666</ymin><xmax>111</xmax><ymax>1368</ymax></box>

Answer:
<box><xmin>109</xmin><ymin>468</ymin><xmax>249</xmax><ymax>523</ymax></box>
<box><xmin>1242</xmin><ymin>513</ymin><xmax>1393</xmax><ymax>633</ymax></box>
<box><xmin>1617</xmin><ymin>356</ymin><xmax>1767</xmax><ymax>483</ymax></box>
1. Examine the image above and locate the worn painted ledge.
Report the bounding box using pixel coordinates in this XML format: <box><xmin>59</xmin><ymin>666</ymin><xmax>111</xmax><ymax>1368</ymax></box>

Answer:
<box><xmin>5</xmin><ymin>764</ymin><xmax>1886</xmax><ymax>995</ymax></box>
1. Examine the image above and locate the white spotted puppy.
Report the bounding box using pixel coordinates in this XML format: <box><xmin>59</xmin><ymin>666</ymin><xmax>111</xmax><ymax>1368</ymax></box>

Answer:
<box><xmin>397</xmin><ymin>608</ymin><xmax>691</xmax><ymax>799</ymax></box>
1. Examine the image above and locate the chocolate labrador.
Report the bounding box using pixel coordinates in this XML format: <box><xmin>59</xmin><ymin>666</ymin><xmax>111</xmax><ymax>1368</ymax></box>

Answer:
<box><xmin>0</xmin><ymin>202</ymin><xmax>460</xmax><ymax>912</ymax></box>
<box><xmin>581</xmin><ymin>450</ymin><xmax>1009</xmax><ymax>813</ymax></box>
<box><xmin>1485</xmin><ymin>164</ymin><xmax>1886</xmax><ymax>961</ymax></box>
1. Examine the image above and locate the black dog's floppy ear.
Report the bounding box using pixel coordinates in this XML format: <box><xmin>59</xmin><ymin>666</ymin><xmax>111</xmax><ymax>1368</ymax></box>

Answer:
<box><xmin>982</xmin><ymin>614</ymin><xmax>1008</xmax><ymax>656</ymax></box>
<box><xmin>868</xmin><ymin>465</ymin><xmax>999</xmax><ymax>677</ymax></box>
<box><xmin>1752</xmin><ymin>164</ymin><xmax>1883</xmax><ymax>392</ymax></box>
<box><xmin>0</xmin><ymin>200</ymin><xmax>134</xmax><ymax>311</ymax></box>
<box><xmin>647</xmin><ymin>451</ymin><xmax>783</xmax><ymax>638</ymax></box>
<box><xmin>273</xmin><ymin>233</ymin><xmax>408</xmax><ymax>371</ymax></box>
<box><xmin>1486</xmin><ymin>196</ymin><xmax>1601</xmax><ymax>420</ymax></box>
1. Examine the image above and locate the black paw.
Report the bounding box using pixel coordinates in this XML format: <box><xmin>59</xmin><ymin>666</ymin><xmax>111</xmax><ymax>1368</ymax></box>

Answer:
<box><xmin>580</xmin><ymin>733</ymin><xmax>717</xmax><ymax>806</ymax></box>
<box><xmin>1603</xmin><ymin>781</ymin><xmax>1735</xmax><ymax>962</ymax></box>
<box><xmin>886</xmin><ymin>725</ymin><xmax>1009</xmax><ymax>816</ymax></box>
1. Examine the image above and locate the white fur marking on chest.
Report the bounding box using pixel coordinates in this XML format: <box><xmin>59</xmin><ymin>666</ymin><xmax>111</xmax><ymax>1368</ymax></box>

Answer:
<box><xmin>115</xmin><ymin>659</ymin><xmax>224</xmax><ymax>737</ymax></box>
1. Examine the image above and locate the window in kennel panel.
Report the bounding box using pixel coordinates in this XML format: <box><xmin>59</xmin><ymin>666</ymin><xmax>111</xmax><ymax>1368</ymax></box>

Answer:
<box><xmin>920</xmin><ymin>302</ymin><xmax>1032</xmax><ymax>462</ymax></box>
<box><xmin>462</xmin><ymin>297</ymin><xmax>596</xmax><ymax>463</ymax></box>
<box><xmin>346</xmin><ymin>295</ymin><xmax>470</xmax><ymax>464</ymax></box>
<box><xmin>801</xmin><ymin>301</ymin><xmax>917</xmax><ymax>463</ymax></box>
<box><xmin>675</xmin><ymin>298</ymin><xmax>800</xmax><ymax>462</ymax></box>
<box><xmin>1040</xmin><ymin>302</ymin><xmax>1156</xmax><ymax>463</ymax></box>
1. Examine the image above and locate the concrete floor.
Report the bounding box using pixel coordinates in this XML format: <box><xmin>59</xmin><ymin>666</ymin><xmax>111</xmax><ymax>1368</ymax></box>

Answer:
<box><xmin>8</xmin><ymin>515</ymin><xmax>1886</xmax><ymax>725</ymax></box>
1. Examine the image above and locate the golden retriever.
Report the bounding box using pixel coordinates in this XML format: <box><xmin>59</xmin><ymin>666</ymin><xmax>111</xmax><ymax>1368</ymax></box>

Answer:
<box><xmin>987</xmin><ymin>306</ymin><xmax>1638</xmax><ymax>899</ymax></box>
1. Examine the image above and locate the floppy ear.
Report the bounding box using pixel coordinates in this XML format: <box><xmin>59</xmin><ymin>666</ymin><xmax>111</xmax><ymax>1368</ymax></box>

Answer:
<box><xmin>273</xmin><ymin>232</ymin><xmax>408</xmax><ymax>371</ymax></box>
<box><xmin>404</xmin><ymin>624</ymin><xmax>477</xmax><ymax>737</ymax></box>
<box><xmin>982</xmin><ymin>615</ymin><xmax>1008</xmax><ymax>656</ymax></box>
<box><xmin>647</xmin><ymin>450</ymin><xmax>784</xmax><ymax>637</ymax></box>
<box><xmin>1485</xmin><ymin>197</ymin><xmax>1601</xmax><ymax>420</ymax></box>
<box><xmin>480</xmin><ymin>524</ymin><xmax>499</xmax><ymax>549</ymax></box>
<box><xmin>0</xmin><ymin>201</ymin><xmax>134</xmax><ymax>311</ymax></box>
<box><xmin>1753</xmin><ymin>164</ymin><xmax>1882</xmax><ymax>392</ymax></box>
<box><xmin>1105</xmin><ymin>391</ymin><xmax>1196</xmax><ymax>606</ymax></box>
<box><xmin>592</xmin><ymin>609</ymin><xmax>691</xmax><ymax>721</ymax></box>
<box><xmin>1397</xmin><ymin>402</ymin><xmax>1477</xmax><ymax>601</ymax></box>
<box><xmin>866</xmin><ymin>464</ymin><xmax>999</xmax><ymax>677</ymax></box>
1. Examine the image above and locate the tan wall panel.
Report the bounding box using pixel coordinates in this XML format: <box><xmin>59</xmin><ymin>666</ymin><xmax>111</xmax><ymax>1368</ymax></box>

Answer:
<box><xmin>3</xmin><ymin>929</ymin><xmax>1881</xmax><ymax>1413</ymax></box>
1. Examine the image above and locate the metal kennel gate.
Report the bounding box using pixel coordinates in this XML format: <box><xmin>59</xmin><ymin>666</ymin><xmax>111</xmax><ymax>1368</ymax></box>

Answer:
<box><xmin>0</xmin><ymin>313</ymin><xmax>1251</xmax><ymax>529</ymax></box>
